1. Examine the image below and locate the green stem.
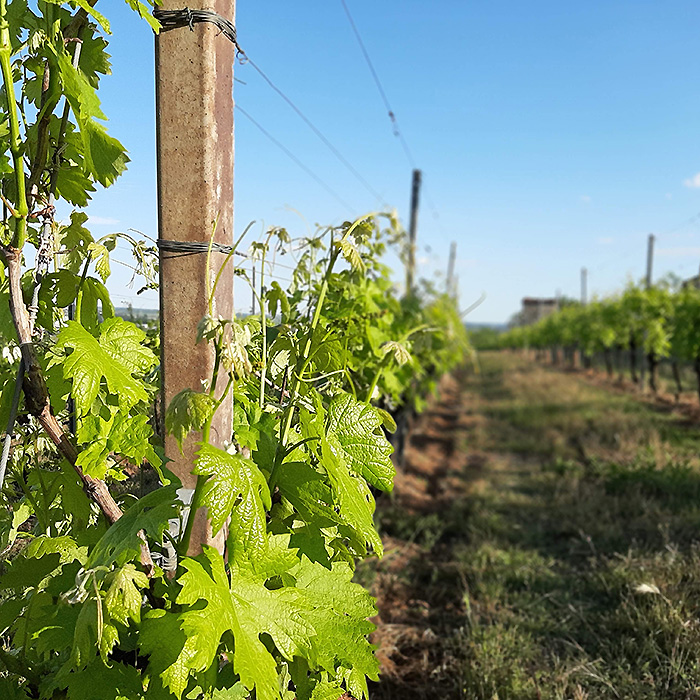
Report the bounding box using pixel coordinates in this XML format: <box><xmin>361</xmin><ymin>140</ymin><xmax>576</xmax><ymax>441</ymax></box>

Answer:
<box><xmin>178</xmin><ymin>371</ymin><xmax>234</xmax><ymax>558</ymax></box>
<box><xmin>365</xmin><ymin>355</ymin><xmax>390</xmax><ymax>404</ymax></box>
<box><xmin>0</xmin><ymin>0</ymin><xmax>28</xmax><ymax>249</ymax></box>
<box><xmin>258</xmin><ymin>230</ymin><xmax>274</xmax><ymax>410</ymax></box>
<box><xmin>205</xmin><ymin>216</ymin><xmax>218</xmax><ymax>318</ymax></box>
<box><xmin>73</xmin><ymin>258</ymin><xmax>91</xmax><ymax>323</ymax></box>
<box><xmin>178</xmin><ymin>497</ymin><xmax>206</xmax><ymax>559</ymax></box>
<box><xmin>209</xmin><ymin>337</ymin><xmax>223</xmax><ymax>397</ymax></box>
<box><xmin>208</xmin><ymin>225</ymin><xmax>251</xmax><ymax>317</ymax></box>
<box><xmin>280</xmin><ymin>245</ymin><xmax>340</xmax><ymax>447</ymax></box>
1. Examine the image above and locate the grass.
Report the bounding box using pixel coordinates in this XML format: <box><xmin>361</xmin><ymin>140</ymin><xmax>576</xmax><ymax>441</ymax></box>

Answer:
<box><xmin>366</xmin><ymin>351</ymin><xmax>700</xmax><ymax>699</ymax></box>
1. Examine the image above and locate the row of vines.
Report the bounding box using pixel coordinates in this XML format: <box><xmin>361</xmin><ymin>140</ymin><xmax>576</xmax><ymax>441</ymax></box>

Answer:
<box><xmin>0</xmin><ymin>2</ymin><xmax>469</xmax><ymax>700</ymax></box>
<box><xmin>500</xmin><ymin>281</ymin><xmax>700</xmax><ymax>398</ymax></box>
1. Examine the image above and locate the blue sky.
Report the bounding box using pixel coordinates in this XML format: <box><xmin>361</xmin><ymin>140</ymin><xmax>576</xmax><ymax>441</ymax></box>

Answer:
<box><xmin>84</xmin><ymin>1</ymin><xmax>700</xmax><ymax>323</ymax></box>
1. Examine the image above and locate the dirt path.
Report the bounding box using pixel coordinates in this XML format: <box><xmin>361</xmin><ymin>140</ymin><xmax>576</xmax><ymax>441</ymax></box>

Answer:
<box><xmin>364</xmin><ymin>352</ymin><xmax>700</xmax><ymax>700</ymax></box>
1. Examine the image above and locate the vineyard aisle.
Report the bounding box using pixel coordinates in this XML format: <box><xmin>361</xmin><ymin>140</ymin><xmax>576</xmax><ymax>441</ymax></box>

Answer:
<box><xmin>365</xmin><ymin>351</ymin><xmax>700</xmax><ymax>699</ymax></box>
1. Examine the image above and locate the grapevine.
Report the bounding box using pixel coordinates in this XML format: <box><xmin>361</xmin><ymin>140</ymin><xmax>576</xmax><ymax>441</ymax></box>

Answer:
<box><xmin>500</xmin><ymin>280</ymin><xmax>700</xmax><ymax>398</ymax></box>
<box><xmin>0</xmin><ymin>4</ymin><xmax>469</xmax><ymax>699</ymax></box>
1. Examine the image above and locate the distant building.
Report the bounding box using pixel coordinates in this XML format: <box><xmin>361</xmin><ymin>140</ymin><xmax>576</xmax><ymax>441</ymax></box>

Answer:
<box><xmin>518</xmin><ymin>297</ymin><xmax>558</xmax><ymax>326</ymax></box>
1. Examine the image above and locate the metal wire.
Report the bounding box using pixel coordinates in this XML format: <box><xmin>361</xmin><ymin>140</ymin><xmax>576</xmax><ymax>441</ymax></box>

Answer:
<box><xmin>157</xmin><ymin>239</ymin><xmax>248</xmax><ymax>258</ymax></box>
<box><xmin>155</xmin><ymin>6</ymin><xmax>388</xmax><ymax>209</ymax></box>
<box><xmin>153</xmin><ymin>8</ymin><xmax>237</xmax><ymax>45</ymax></box>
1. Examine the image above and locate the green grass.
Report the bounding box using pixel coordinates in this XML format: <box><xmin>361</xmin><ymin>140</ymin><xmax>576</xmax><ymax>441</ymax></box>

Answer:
<box><xmin>368</xmin><ymin>351</ymin><xmax>700</xmax><ymax>699</ymax></box>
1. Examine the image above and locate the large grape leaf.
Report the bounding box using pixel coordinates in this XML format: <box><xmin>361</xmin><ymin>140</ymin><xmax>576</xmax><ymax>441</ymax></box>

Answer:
<box><xmin>293</xmin><ymin>558</ymin><xmax>378</xmax><ymax>680</ymax></box>
<box><xmin>326</xmin><ymin>393</ymin><xmax>395</xmax><ymax>492</ymax></box>
<box><xmin>275</xmin><ymin>461</ymin><xmax>342</xmax><ymax>529</ymax></box>
<box><xmin>53</xmin><ymin>320</ymin><xmax>151</xmax><ymax>417</ymax></box>
<box><xmin>57</xmin><ymin>52</ymin><xmax>129</xmax><ymax>187</ymax></box>
<box><xmin>162</xmin><ymin>546</ymin><xmax>313</xmax><ymax>700</ymax></box>
<box><xmin>51</xmin><ymin>660</ymin><xmax>143</xmax><ymax>700</ymax></box>
<box><xmin>88</xmin><ymin>486</ymin><xmax>179</xmax><ymax>569</ymax></box>
<box><xmin>193</xmin><ymin>444</ymin><xmax>271</xmax><ymax>553</ymax></box>
<box><xmin>142</xmin><ymin>540</ymin><xmax>380</xmax><ymax>699</ymax></box>
<box><xmin>76</xmin><ymin>408</ymin><xmax>161</xmax><ymax>479</ymax></box>
<box><xmin>98</xmin><ymin>317</ymin><xmax>157</xmax><ymax>375</ymax></box>
<box><xmin>139</xmin><ymin>609</ymin><xmax>192</xmax><ymax>699</ymax></box>
<box><xmin>320</xmin><ymin>436</ymin><xmax>383</xmax><ymax>557</ymax></box>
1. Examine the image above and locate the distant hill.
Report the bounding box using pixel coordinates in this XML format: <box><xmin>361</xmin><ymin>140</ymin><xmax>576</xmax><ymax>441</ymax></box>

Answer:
<box><xmin>114</xmin><ymin>307</ymin><xmax>159</xmax><ymax>321</ymax></box>
<box><xmin>466</xmin><ymin>322</ymin><xmax>508</xmax><ymax>332</ymax></box>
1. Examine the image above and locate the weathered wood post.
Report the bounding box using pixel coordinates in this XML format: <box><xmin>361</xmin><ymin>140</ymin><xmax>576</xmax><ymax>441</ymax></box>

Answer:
<box><xmin>155</xmin><ymin>1</ymin><xmax>236</xmax><ymax>555</ymax></box>
<box><xmin>405</xmin><ymin>168</ymin><xmax>421</xmax><ymax>295</ymax></box>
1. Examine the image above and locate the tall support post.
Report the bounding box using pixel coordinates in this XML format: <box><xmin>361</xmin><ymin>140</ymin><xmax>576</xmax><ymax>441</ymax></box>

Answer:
<box><xmin>155</xmin><ymin>0</ymin><xmax>236</xmax><ymax>555</ymax></box>
<box><xmin>581</xmin><ymin>267</ymin><xmax>587</xmax><ymax>305</ymax></box>
<box><xmin>405</xmin><ymin>168</ymin><xmax>421</xmax><ymax>295</ymax></box>
<box><xmin>638</xmin><ymin>233</ymin><xmax>655</xmax><ymax>391</ymax></box>
<box><xmin>446</xmin><ymin>241</ymin><xmax>457</xmax><ymax>298</ymax></box>
<box><xmin>646</xmin><ymin>233</ymin><xmax>655</xmax><ymax>288</ymax></box>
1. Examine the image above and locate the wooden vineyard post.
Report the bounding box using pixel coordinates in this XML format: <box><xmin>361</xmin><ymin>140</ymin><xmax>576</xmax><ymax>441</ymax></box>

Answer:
<box><xmin>447</xmin><ymin>241</ymin><xmax>456</xmax><ymax>299</ymax></box>
<box><xmin>406</xmin><ymin>168</ymin><xmax>421</xmax><ymax>295</ymax></box>
<box><xmin>155</xmin><ymin>0</ymin><xmax>236</xmax><ymax>555</ymax></box>
<box><xmin>641</xmin><ymin>233</ymin><xmax>655</xmax><ymax>391</ymax></box>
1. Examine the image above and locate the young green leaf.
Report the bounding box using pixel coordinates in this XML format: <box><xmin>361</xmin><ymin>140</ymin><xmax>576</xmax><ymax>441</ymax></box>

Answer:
<box><xmin>194</xmin><ymin>444</ymin><xmax>271</xmax><ymax>550</ymax></box>
<box><xmin>43</xmin><ymin>0</ymin><xmax>111</xmax><ymax>33</ymax></box>
<box><xmin>381</xmin><ymin>340</ymin><xmax>412</xmax><ymax>366</ymax></box>
<box><xmin>165</xmin><ymin>389</ymin><xmax>217</xmax><ymax>453</ymax></box>
<box><xmin>326</xmin><ymin>393</ymin><xmax>395</xmax><ymax>492</ymax></box>
<box><xmin>53</xmin><ymin>320</ymin><xmax>151</xmax><ymax>417</ymax></box>
<box><xmin>320</xmin><ymin>436</ymin><xmax>383</xmax><ymax>556</ymax></box>
<box><xmin>104</xmin><ymin>563</ymin><xmax>149</xmax><ymax>626</ymax></box>
<box><xmin>56</xmin><ymin>52</ymin><xmax>129</xmax><ymax>187</ymax></box>
<box><xmin>171</xmin><ymin>547</ymin><xmax>290</xmax><ymax>700</ymax></box>
<box><xmin>88</xmin><ymin>486</ymin><xmax>179</xmax><ymax>569</ymax></box>
<box><xmin>293</xmin><ymin>557</ymin><xmax>379</xmax><ymax>682</ymax></box>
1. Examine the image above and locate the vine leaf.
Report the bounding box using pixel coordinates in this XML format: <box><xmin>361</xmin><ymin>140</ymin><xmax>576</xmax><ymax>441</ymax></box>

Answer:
<box><xmin>88</xmin><ymin>485</ymin><xmax>179</xmax><ymax>569</ymax></box>
<box><xmin>193</xmin><ymin>444</ymin><xmax>271</xmax><ymax>551</ymax></box>
<box><xmin>124</xmin><ymin>0</ymin><xmax>161</xmax><ymax>32</ymax></box>
<box><xmin>104</xmin><ymin>563</ymin><xmax>149</xmax><ymax>626</ymax></box>
<box><xmin>76</xmin><ymin>409</ymin><xmax>162</xmax><ymax>479</ymax></box>
<box><xmin>139</xmin><ymin>610</ymin><xmax>192</xmax><ymax>699</ymax></box>
<box><xmin>56</xmin><ymin>51</ymin><xmax>129</xmax><ymax>187</ymax></box>
<box><xmin>266</xmin><ymin>281</ymin><xmax>290</xmax><ymax>319</ymax></box>
<box><xmin>53</xmin><ymin>659</ymin><xmax>143</xmax><ymax>700</ymax></box>
<box><xmin>381</xmin><ymin>340</ymin><xmax>412</xmax><ymax>366</ymax></box>
<box><xmin>87</xmin><ymin>240</ymin><xmax>113</xmax><ymax>282</ymax></box>
<box><xmin>320</xmin><ymin>435</ymin><xmax>383</xmax><ymax>556</ymax></box>
<box><xmin>43</xmin><ymin>0</ymin><xmax>111</xmax><ymax>32</ymax></box>
<box><xmin>165</xmin><ymin>389</ymin><xmax>217</xmax><ymax>453</ymax></box>
<box><xmin>293</xmin><ymin>557</ymin><xmax>379</xmax><ymax>682</ymax></box>
<box><xmin>55</xmin><ymin>213</ymin><xmax>93</xmax><ymax>275</ymax></box>
<box><xmin>70</xmin><ymin>594</ymin><xmax>118</xmax><ymax>669</ymax></box>
<box><xmin>163</xmin><ymin>546</ymin><xmax>300</xmax><ymax>700</ymax></box>
<box><xmin>98</xmin><ymin>316</ymin><xmax>158</xmax><ymax>375</ymax></box>
<box><xmin>52</xmin><ymin>320</ymin><xmax>152</xmax><ymax>417</ymax></box>
<box><xmin>336</xmin><ymin>238</ymin><xmax>365</xmax><ymax>272</ymax></box>
<box><xmin>326</xmin><ymin>393</ymin><xmax>395</xmax><ymax>492</ymax></box>
<box><xmin>275</xmin><ymin>461</ymin><xmax>342</xmax><ymax>529</ymax></box>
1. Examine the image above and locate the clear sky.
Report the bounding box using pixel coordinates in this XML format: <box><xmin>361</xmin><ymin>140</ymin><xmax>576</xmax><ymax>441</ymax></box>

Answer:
<box><xmin>82</xmin><ymin>1</ymin><xmax>700</xmax><ymax>324</ymax></box>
